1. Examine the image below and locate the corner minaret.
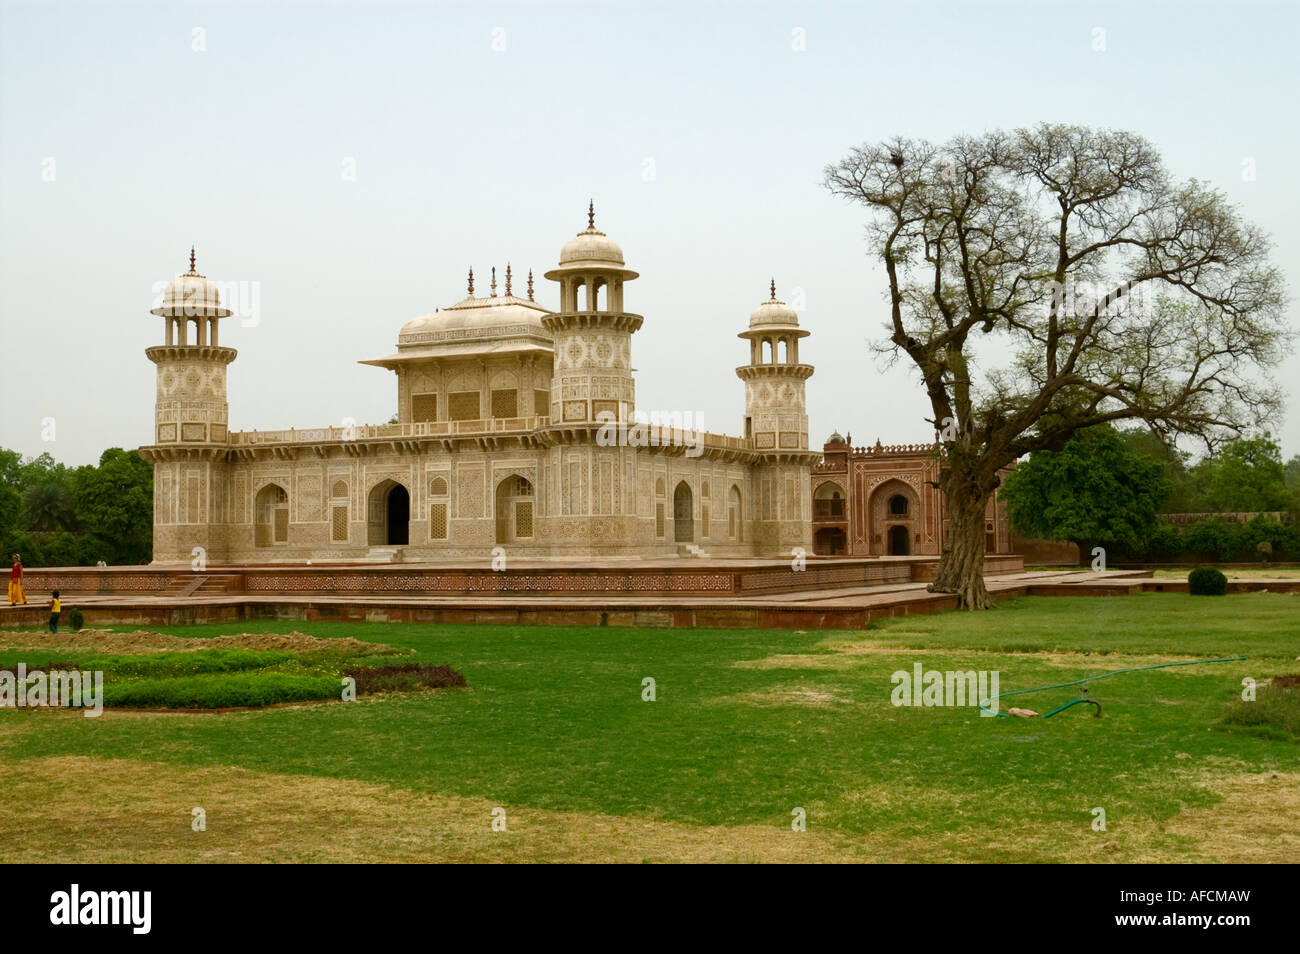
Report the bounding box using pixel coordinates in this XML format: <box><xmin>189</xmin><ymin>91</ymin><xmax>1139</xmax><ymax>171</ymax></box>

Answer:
<box><xmin>542</xmin><ymin>201</ymin><xmax>642</xmax><ymax>426</ymax></box>
<box><xmin>536</xmin><ymin>202</ymin><xmax>644</xmax><ymax>553</ymax></box>
<box><xmin>140</xmin><ymin>249</ymin><xmax>237</xmax><ymax>563</ymax></box>
<box><xmin>737</xmin><ymin>279</ymin><xmax>815</xmax><ymax>551</ymax></box>
<box><xmin>738</xmin><ymin>279</ymin><xmax>812</xmax><ymax>451</ymax></box>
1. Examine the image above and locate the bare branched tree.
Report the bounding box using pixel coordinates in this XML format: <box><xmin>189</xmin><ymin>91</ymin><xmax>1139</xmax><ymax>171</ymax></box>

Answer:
<box><xmin>825</xmin><ymin>124</ymin><xmax>1289</xmax><ymax>608</ymax></box>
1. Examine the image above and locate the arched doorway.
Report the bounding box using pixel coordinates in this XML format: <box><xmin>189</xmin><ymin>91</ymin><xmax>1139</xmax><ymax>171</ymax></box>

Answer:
<box><xmin>673</xmin><ymin>481</ymin><xmax>693</xmax><ymax>543</ymax></box>
<box><xmin>495</xmin><ymin>475</ymin><xmax>534</xmax><ymax>543</ymax></box>
<box><xmin>814</xmin><ymin>481</ymin><xmax>846</xmax><ymax>519</ymax></box>
<box><xmin>814</xmin><ymin>526</ymin><xmax>847</xmax><ymax>555</ymax></box>
<box><xmin>727</xmin><ymin>485</ymin><xmax>742</xmax><ymax>541</ymax></box>
<box><xmin>254</xmin><ymin>484</ymin><xmax>289</xmax><ymax>547</ymax></box>
<box><xmin>386</xmin><ymin>486</ymin><xmax>409</xmax><ymax>545</ymax></box>
<box><xmin>869</xmin><ymin>479</ymin><xmax>918</xmax><ymax>557</ymax></box>
<box><xmin>367</xmin><ymin>479</ymin><xmax>410</xmax><ymax>546</ymax></box>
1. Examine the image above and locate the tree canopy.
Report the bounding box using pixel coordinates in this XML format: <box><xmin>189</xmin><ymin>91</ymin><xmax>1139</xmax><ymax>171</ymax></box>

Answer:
<box><xmin>0</xmin><ymin>446</ymin><xmax>153</xmax><ymax>566</ymax></box>
<box><xmin>1000</xmin><ymin>426</ymin><xmax>1169</xmax><ymax>562</ymax></box>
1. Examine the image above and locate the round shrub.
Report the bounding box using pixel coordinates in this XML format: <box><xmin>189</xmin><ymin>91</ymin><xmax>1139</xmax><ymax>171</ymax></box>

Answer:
<box><xmin>1188</xmin><ymin>567</ymin><xmax>1228</xmax><ymax>596</ymax></box>
<box><xmin>68</xmin><ymin>607</ymin><xmax>84</xmax><ymax>632</ymax></box>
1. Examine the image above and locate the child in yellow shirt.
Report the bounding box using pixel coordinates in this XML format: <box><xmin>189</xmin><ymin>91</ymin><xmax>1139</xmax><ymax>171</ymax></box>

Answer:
<box><xmin>49</xmin><ymin>591</ymin><xmax>61</xmax><ymax>633</ymax></box>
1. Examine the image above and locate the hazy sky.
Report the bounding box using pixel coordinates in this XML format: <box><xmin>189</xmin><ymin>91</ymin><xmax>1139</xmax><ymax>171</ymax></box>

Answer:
<box><xmin>2</xmin><ymin>0</ymin><xmax>1297</xmax><ymax>466</ymax></box>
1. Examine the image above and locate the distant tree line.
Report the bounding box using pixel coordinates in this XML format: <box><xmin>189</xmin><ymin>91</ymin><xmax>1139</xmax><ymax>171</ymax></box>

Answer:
<box><xmin>1001</xmin><ymin>428</ymin><xmax>1300</xmax><ymax>564</ymax></box>
<box><xmin>0</xmin><ymin>447</ymin><xmax>153</xmax><ymax>567</ymax></box>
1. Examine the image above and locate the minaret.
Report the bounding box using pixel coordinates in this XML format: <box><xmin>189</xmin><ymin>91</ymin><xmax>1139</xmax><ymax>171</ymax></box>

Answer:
<box><xmin>736</xmin><ymin>279</ymin><xmax>815</xmax><ymax>552</ymax></box>
<box><xmin>140</xmin><ymin>249</ymin><xmax>237</xmax><ymax>563</ymax></box>
<box><xmin>538</xmin><ymin>202</ymin><xmax>643</xmax><ymax>553</ymax></box>
<box><xmin>542</xmin><ymin>201</ymin><xmax>641</xmax><ymax>426</ymax></box>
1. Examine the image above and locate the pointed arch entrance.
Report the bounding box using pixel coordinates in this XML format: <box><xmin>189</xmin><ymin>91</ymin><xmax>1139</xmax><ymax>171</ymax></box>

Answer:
<box><xmin>868</xmin><ymin>478</ymin><xmax>919</xmax><ymax>557</ymax></box>
<box><xmin>673</xmin><ymin>481</ymin><xmax>693</xmax><ymax>543</ymax></box>
<box><xmin>254</xmin><ymin>484</ymin><xmax>289</xmax><ymax>547</ymax></box>
<box><xmin>495</xmin><ymin>475</ymin><xmax>534</xmax><ymax>544</ymax></box>
<box><xmin>367</xmin><ymin>479</ymin><xmax>410</xmax><ymax>546</ymax></box>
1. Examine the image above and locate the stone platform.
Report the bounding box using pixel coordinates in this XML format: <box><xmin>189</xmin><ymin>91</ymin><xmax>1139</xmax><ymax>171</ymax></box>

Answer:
<box><xmin>5</xmin><ymin>559</ymin><xmax>1290</xmax><ymax>631</ymax></box>
<box><xmin>11</xmin><ymin>554</ymin><xmax>1024</xmax><ymax>601</ymax></box>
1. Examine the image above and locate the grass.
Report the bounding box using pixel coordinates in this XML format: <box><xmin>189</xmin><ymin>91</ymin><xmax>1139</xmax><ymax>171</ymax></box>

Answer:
<box><xmin>1221</xmin><ymin>684</ymin><xmax>1300</xmax><ymax>741</ymax></box>
<box><xmin>1</xmin><ymin>592</ymin><xmax>1298</xmax><ymax>862</ymax></box>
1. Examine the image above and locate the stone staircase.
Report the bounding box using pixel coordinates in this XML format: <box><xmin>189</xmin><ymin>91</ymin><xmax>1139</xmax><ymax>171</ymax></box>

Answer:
<box><xmin>676</xmin><ymin>543</ymin><xmax>711</xmax><ymax>558</ymax></box>
<box><xmin>162</xmin><ymin>573</ymin><xmax>242</xmax><ymax>599</ymax></box>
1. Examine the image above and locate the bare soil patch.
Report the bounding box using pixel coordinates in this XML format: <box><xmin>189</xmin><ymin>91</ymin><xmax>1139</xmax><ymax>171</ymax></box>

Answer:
<box><xmin>719</xmin><ymin>686</ymin><xmax>854</xmax><ymax>708</ymax></box>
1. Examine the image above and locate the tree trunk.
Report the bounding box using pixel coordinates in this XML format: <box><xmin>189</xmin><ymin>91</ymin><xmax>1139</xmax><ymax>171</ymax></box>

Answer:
<box><xmin>929</xmin><ymin>492</ymin><xmax>992</xmax><ymax>610</ymax></box>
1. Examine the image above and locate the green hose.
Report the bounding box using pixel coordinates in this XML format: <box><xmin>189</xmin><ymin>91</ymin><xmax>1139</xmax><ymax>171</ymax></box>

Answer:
<box><xmin>978</xmin><ymin>655</ymin><xmax>1248</xmax><ymax>719</ymax></box>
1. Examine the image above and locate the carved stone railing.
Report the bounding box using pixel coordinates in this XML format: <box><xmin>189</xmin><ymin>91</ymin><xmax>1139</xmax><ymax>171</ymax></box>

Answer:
<box><xmin>852</xmin><ymin>442</ymin><xmax>940</xmax><ymax>455</ymax></box>
<box><xmin>228</xmin><ymin>417</ymin><xmax>552</xmax><ymax>445</ymax></box>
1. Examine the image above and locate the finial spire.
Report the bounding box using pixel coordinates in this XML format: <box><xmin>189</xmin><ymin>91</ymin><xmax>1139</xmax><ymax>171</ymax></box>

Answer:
<box><xmin>527</xmin><ymin>268</ymin><xmax>534</xmax><ymax>302</ymax></box>
<box><xmin>770</xmin><ymin>278</ymin><xmax>776</xmax><ymax>301</ymax></box>
<box><xmin>468</xmin><ymin>267</ymin><xmax>474</xmax><ymax>296</ymax></box>
<box><xmin>190</xmin><ymin>246</ymin><xmax>197</xmax><ymax>273</ymax></box>
<box><xmin>490</xmin><ymin>266</ymin><xmax>498</xmax><ymax>297</ymax></box>
<box><xmin>505</xmin><ymin>263</ymin><xmax>512</xmax><ymax>297</ymax></box>
<box><xmin>587</xmin><ymin>199</ymin><xmax>595</xmax><ymax>230</ymax></box>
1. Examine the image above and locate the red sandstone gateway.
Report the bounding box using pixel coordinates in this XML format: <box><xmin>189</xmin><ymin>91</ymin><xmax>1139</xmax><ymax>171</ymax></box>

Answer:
<box><xmin>811</xmin><ymin>433</ymin><xmax>1013</xmax><ymax>557</ymax></box>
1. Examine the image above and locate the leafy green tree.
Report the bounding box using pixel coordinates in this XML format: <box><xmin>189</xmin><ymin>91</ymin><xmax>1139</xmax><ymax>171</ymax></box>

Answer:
<box><xmin>18</xmin><ymin>452</ymin><xmax>69</xmax><ymax>488</ymax></box>
<box><xmin>1179</xmin><ymin>457</ymin><xmax>1217</xmax><ymax>513</ymax></box>
<box><xmin>1140</xmin><ymin>522</ymin><xmax>1183</xmax><ymax>560</ymax></box>
<box><xmin>1118</xmin><ymin>428</ymin><xmax>1198</xmax><ymax>513</ymax></box>
<box><xmin>71</xmin><ymin>448</ymin><xmax>153</xmax><ymax>564</ymax></box>
<box><xmin>1</xmin><ymin>531</ymin><xmax>37</xmax><ymax>565</ymax></box>
<box><xmin>0</xmin><ymin>449</ymin><xmax>23</xmax><ymax>537</ymax></box>
<box><xmin>1183</xmin><ymin>517</ymin><xmax>1238</xmax><ymax>561</ymax></box>
<box><xmin>1204</xmin><ymin>435</ymin><xmax>1293</xmax><ymax>512</ymax></box>
<box><xmin>1284</xmin><ymin>455</ymin><xmax>1300</xmax><ymax>494</ymax></box>
<box><xmin>20</xmin><ymin>481</ymin><xmax>77</xmax><ymax>532</ymax></box>
<box><xmin>1001</xmin><ymin>426</ymin><xmax>1170</xmax><ymax>564</ymax></box>
<box><xmin>1238</xmin><ymin>514</ymin><xmax>1292</xmax><ymax>561</ymax></box>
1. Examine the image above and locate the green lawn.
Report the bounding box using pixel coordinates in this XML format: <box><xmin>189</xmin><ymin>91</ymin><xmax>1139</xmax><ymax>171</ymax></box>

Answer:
<box><xmin>2</xmin><ymin>593</ymin><xmax>1298</xmax><ymax>862</ymax></box>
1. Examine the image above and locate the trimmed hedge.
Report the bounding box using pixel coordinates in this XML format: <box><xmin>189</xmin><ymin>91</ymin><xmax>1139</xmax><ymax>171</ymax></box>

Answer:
<box><xmin>102</xmin><ymin>672</ymin><xmax>341</xmax><ymax>709</ymax></box>
<box><xmin>1188</xmin><ymin>567</ymin><xmax>1228</xmax><ymax>596</ymax></box>
<box><xmin>81</xmin><ymin>649</ymin><xmax>296</xmax><ymax>678</ymax></box>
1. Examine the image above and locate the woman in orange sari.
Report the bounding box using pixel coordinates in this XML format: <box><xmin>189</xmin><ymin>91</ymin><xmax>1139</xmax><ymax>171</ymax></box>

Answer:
<box><xmin>8</xmin><ymin>554</ymin><xmax>27</xmax><ymax>605</ymax></box>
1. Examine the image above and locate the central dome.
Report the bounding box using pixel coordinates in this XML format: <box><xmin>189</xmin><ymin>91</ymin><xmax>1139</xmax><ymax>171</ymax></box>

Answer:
<box><xmin>397</xmin><ymin>294</ymin><xmax>551</xmax><ymax>350</ymax></box>
<box><xmin>363</xmin><ymin>266</ymin><xmax>556</xmax><ymax>365</ymax></box>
